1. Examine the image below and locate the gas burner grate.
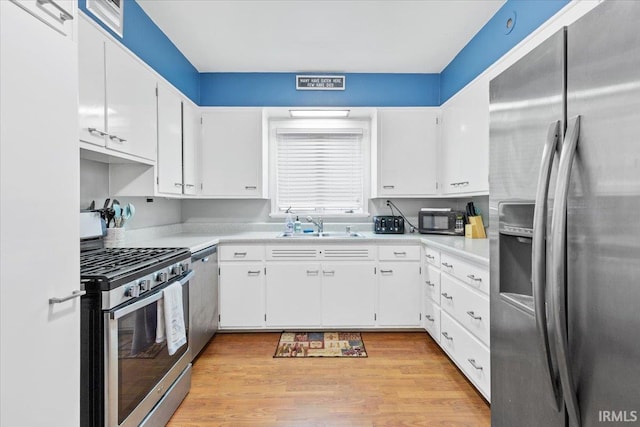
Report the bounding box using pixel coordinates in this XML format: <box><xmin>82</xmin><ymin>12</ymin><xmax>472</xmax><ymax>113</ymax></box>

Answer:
<box><xmin>81</xmin><ymin>247</ymin><xmax>189</xmax><ymax>280</ymax></box>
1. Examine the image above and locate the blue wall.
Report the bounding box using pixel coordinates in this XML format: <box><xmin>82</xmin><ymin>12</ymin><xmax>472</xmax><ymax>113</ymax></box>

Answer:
<box><xmin>199</xmin><ymin>73</ymin><xmax>440</xmax><ymax>107</ymax></box>
<box><xmin>79</xmin><ymin>0</ymin><xmax>200</xmax><ymax>103</ymax></box>
<box><xmin>80</xmin><ymin>0</ymin><xmax>571</xmax><ymax>107</ymax></box>
<box><xmin>440</xmin><ymin>0</ymin><xmax>569</xmax><ymax>103</ymax></box>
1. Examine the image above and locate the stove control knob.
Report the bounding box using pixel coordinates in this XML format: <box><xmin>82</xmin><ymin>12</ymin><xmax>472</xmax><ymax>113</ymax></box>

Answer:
<box><xmin>138</xmin><ymin>279</ymin><xmax>150</xmax><ymax>292</ymax></box>
<box><xmin>125</xmin><ymin>285</ymin><xmax>140</xmax><ymax>298</ymax></box>
<box><xmin>155</xmin><ymin>272</ymin><xmax>168</xmax><ymax>282</ymax></box>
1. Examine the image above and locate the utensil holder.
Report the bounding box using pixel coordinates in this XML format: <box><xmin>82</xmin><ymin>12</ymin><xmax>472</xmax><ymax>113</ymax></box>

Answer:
<box><xmin>465</xmin><ymin>216</ymin><xmax>486</xmax><ymax>239</ymax></box>
<box><xmin>104</xmin><ymin>227</ymin><xmax>126</xmax><ymax>247</ymax></box>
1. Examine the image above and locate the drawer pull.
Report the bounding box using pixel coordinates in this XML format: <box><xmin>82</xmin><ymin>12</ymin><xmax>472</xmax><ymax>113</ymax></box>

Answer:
<box><xmin>426</xmin><ymin>281</ymin><xmax>435</xmax><ymax>287</ymax></box>
<box><xmin>467</xmin><ymin>274</ymin><xmax>482</xmax><ymax>282</ymax></box>
<box><xmin>441</xmin><ymin>332</ymin><xmax>453</xmax><ymax>341</ymax></box>
<box><xmin>468</xmin><ymin>358</ymin><xmax>483</xmax><ymax>371</ymax></box>
<box><xmin>380</xmin><ymin>269</ymin><xmax>393</xmax><ymax>275</ymax></box>
<box><xmin>393</xmin><ymin>251</ymin><xmax>406</xmax><ymax>256</ymax></box>
<box><xmin>247</xmin><ymin>270</ymin><xmax>261</xmax><ymax>276</ymax></box>
<box><xmin>441</xmin><ymin>292</ymin><xmax>453</xmax><ymax>300</ymax></box>
<box><xmin>425</xmin><ymin>254</ymin><xmax>435</xmax><ymax>260</ymax></box>
<box><xmin>306</xmin><ymin>270</ymin><xmax>319</xmax><ymax>276</ymax></box>
<box><xmin>442</xmin><ymin>262</ymin><xmax>453</xmax><ymax>268</ymax></box>
<box><xmin>467</xmin><ymin>311</ymin><xmax>482</xmax><ymax>320</ymax></box>
<box><xmin>234</xmin><ymin>252</ymin><xmax>247</xmax><ymax>257</ymax></box>
<box><xmin>425</xmin><ymin>315</ymin><xmax>435</xmax><ymax>322</ymax></box>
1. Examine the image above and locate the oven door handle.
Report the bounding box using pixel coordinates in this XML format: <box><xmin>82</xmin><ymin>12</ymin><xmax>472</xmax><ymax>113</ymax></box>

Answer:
<box><xmin>111</xmin><ymin>271</ymin><xmax>193</xmax><ymax>320</ymax></box>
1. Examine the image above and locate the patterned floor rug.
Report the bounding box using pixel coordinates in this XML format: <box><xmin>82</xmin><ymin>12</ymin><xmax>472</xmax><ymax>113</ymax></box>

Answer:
<box><xmin>273</xmin><ymin>332</ymin><xmax>367</xmax><ymax>358</ymax></box>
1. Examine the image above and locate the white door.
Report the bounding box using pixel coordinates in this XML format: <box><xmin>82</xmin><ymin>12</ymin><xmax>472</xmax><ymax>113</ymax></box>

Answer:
<box><xmin>1</xmin><ymin>2</ymin><xmax>80</xmax><ymax>425</ymax></box>
<box><xmin>265</xmin><ymin>263</ymin><xmax>322</xmax><ymax>327</ymax></box>
<box><xmin>182</xmin><ymin>102</ymin><xmax>200</xmax><ymax>195</ymax></box>
<box><xmin>378</xmin><ymin>262</ymin><xmax>422</xmax><ymax>326</ymax></box>
<box><xmin>218</xmin><ymin>263</ymin><xmax>265</xmax><ymax>328</ymax></box>
<box><xmin>321</xmin><ymin>263</ymin><xmax>376</xmax><ymax>327</ymax></box>
<box><xmin>377</xmin><ymin>108</ymin><xmax>439</xmax><ymax>196</ymax></box>
<box><xmin>78</xmin><ymin>15</ymin><xmax>107</xmax><ymax>146</ymax></box>
<box><xmin>105</xmin><ymin>38</ymin><xmax>157</xmax><ymax>160</ymax></box>
<box><xmin>201</xmin><ymin>109</ymin><xmax>263</xmax><ymax>197</ymax></box>
<box><xmin>157</xmin><ymin>81</ymin><xmax>183</xmax><ymax>194</ymax></box>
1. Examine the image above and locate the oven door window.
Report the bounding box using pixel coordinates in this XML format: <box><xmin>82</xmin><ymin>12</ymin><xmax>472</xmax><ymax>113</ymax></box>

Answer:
<box><xmin>112</xmin><ymin>286</ymin><xmax>189</xmax><ymax>425</ymax></box>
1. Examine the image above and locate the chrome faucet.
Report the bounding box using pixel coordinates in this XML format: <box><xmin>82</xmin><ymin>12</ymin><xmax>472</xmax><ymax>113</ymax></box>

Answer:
<box><xmin>306</xmin><ymin>216</ymin><xmax>323</xmax><ymax>233</ymax></box>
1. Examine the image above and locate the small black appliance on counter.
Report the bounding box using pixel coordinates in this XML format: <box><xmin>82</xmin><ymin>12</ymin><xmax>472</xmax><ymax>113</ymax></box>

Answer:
<box><xmin>418</xmin><ymin>209</ymin><xmax>465</xmax><ymax>235</ymax></box>
<box><xmin>373</xmin><ymin>216</ymin><xmax>405</xmax><ymax>234</ymax></box>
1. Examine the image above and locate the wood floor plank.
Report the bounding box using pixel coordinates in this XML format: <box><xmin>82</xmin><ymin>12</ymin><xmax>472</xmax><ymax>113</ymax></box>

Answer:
<box><xmin>167</xmin><ymin>332</ymin><xmax>490</xmax><ymax>427</ymax></box>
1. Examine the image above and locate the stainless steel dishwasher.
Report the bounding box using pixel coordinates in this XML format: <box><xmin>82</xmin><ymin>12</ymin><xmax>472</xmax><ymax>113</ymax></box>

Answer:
<box><xmin>190</xmin><ymin>245</ymin><xmax>218</xmax><ymax>359</ymax></box>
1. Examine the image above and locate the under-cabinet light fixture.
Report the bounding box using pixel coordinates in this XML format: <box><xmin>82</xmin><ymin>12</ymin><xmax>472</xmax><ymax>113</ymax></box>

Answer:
<box><xmin>289</xmin><ymin>109</ymin><xmax>350</xmax><ymax>118</ymax></box>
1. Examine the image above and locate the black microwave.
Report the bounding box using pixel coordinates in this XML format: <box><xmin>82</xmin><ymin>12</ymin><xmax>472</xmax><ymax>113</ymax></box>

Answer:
<box><xmin>418</xmin><ymin>210</ymin><xmax>465</xmax><ymax>235</ymax></box>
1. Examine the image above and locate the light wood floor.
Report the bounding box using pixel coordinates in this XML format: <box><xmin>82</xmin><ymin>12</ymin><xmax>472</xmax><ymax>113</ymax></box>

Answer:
<box><xmin>167</xmin><ymin>332</ymin><xmax>490</xmax><ymax>427</ymax></box>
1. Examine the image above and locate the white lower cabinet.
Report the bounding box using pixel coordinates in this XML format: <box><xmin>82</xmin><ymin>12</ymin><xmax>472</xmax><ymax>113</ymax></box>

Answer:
<box><xmin>440</xmin><ymin>311</ymin><xmax>491</xmax><ymax>400</ymax></box>
<box><xmin>219</xmin><ymin>263</ymin><xmax>265</xmax><ymax>328</ymax></box>
<box><xmin>322</xmin><ymin>262</ymin><xmax>376</xmax><ymax>327</ymax></box>
<box><xmin>377</xmin><ymin>262</ymin><xmax>422</xmax><ymax>327</ymax></box>
<box><xmin>265</xmin><ymin>262</ymin><xmax>322</xmax><ymax>327</ymax></box>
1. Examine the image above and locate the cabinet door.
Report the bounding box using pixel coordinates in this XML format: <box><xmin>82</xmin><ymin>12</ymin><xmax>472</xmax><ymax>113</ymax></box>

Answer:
<box><xmin>218</xmin><ymin>263</ymin><xmax>264</xmax><ymax>328</ymax></box>
<box><xmin>201</xmin><ymin>109</ymin><xmax>263</xmax><ymax>197</ymax></box>
<box><xmin>1</xmin><ymin>2</ymin><xmax>80</xmax><ymax>425</ymax></box>
<box><xmin>377</xmin><ymin>108</ymin><xmax>438</xmax><ymax>196</ymax></box>
<box><xmin>182</xmin><ymin>102</ymin><xmax>200</xmax><ymax>195</ymax></box>
<box><xmin>322</xmin><ymin>262</ymin><xmax>376</xmax><ymax>327</ymax></box>
<box><xmin>440</xmin><ymin>77</ymin><xmax>489</xmax><ymax>194</ymax></box>
<box><xmin>78</xmin><ymin>16</ymin><xmax>106</xmax><ymax>146</ymax></box>
<box><xmin>378</xmin><ymin>262</ymin><xmax>422</xmax><ymax>326</ymax></box>
<box><xmin>157</xmin><ymin>82</ymin><xmax>183</xmax><ymax>194</ymax></box>
<box><xmin>265</xmin><ymin>263</ymin><xmax>322</xmax><ymax>327</ymax></box>
<box><xmin>105</xmin><ymin>39</ymin><xmax>157</xmax><ymax>161</ymax></box>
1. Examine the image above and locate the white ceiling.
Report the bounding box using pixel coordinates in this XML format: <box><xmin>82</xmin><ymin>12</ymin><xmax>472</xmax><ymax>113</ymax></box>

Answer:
<box><xmin>137</xmin><ymin>0</ymin><xmax>506</xmax><ymax>74</ymax></box>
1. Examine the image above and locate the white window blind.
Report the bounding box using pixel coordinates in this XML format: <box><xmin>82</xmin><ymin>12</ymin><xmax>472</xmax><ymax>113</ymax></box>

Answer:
<box><xmin>275</xmin><ymin>128</ymin><xmax>365</xmax><ymax>214</ymax></box>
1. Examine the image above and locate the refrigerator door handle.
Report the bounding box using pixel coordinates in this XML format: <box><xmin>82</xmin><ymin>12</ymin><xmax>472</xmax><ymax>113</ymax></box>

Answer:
<box><xmin>532</xmin><ymin>120</ymin><xmax>563</xmax><ymax>411</ymax></box>
<box><xmin>550</xmin><ymin>115</ymin><xmax>581</xmax><ymax>427</ymax></box>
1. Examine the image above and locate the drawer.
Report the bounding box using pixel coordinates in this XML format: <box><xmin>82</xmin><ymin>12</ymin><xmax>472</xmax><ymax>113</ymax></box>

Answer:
<box><xmin>378</xmin><ymin>245</ymin><xmax>420</xmax><ymax>261</ymax></box>
<box><xmin>423</xmin><ymin>299</ymin><xmax>440</xmax><ymax>343</ymax></box>
<box><xmin>440</xmin><ymin>253</ymin><xmax>489</xmax><ymax>295</ymax></box>
<box><xmin>440</xmin><ymin>311</ymin><xmax>491</xmax><ymax>400</ymax></box>
<box><xmin>219</xmin><ymin>244</ymin><xmax>265</xmax><ymax>261</ymax></box>
<box><xmin>423</xmin><ymin>246</ymin><xmax>440</xmax><ymax>267</ymax></box>
<box><xmin>440</xmin><ymin>274</ymin><xmax>490</xmax><ymax>345</ymax></box>
<box><xmin>423</xmin><ymin>264</ymin><xmax>441</xmax><ymax>303</ymax></box>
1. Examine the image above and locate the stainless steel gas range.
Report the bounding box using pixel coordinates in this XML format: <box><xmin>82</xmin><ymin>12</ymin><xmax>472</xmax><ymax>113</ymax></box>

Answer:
<box><xmin>80</xmin><ymin>213</ymin><xmax>193</xmax><ymax>427</ymax></box>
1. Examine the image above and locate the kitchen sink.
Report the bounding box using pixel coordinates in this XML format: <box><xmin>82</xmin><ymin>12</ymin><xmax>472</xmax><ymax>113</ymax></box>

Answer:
<box><xmin>277</xmin><ymin>232</ymin><xmax>364</xmax><ymax>238</ymax></box>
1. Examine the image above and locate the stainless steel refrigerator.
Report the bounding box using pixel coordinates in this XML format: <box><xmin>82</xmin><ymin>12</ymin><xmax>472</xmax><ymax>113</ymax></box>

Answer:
<box><xmin>489</xmin><ymin>1</ymin><xmax>640</xmax><ymax>426</ymax></box>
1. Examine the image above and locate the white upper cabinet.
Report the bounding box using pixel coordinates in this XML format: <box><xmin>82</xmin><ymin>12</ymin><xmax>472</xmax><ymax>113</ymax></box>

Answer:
<box><xmin>440</xmin><ymin>77</ymin><xmax>490</xmax><ymax>195</ymax></box>
<box><xmin>182</xmin><ymin>102</ymin><xmax>200</xmax><ymax>195</ymax></box>
<box><xmin>78</xmin><ymin>15</ymin><xmax>106</xmax><ymax>147</ymax></box>
<box><xmin>78</xmin><ymin>15</ymin><xmax>157</xmax><ymax>162</ymax></box>
<box><xmin>201</xmin><ymin>108</ymin><xmax>264</xmax><ymax>198</ymax></box>
<box><xmin>157</xmin><ymin>81</ymin><xmax>183</xmax><ymax>195</ymax></box>
<box><xmin>105</xmin><ymin>38</ymin><xmax>157</xmax><ymax>160</ymax></box>
<box><xmin>376</xmin><ymin>108</ymin><xmax>439</xmax><ymax>197</ymax></box>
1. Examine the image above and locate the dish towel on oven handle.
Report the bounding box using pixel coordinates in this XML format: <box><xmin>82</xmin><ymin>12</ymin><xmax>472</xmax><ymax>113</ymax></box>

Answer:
<box><xmin>157</xmin><ymin>281</ymin><xmax>187</xmax><ymax>355</ymax></box>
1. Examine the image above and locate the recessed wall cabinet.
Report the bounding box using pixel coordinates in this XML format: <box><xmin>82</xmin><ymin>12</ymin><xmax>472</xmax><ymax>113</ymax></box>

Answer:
<box><xmin>376</xmin><ymin>108</ymin><xmax>439</xmax><ymax>197</ymax></box>
<box><xmin>2</xmin><ymin>1</ymin><xmax>80</xmax><ymax>425</ymax></box>
<box><xmin>78</xmin><ymin>14</ymin><xmax>157</xmax><ymax>162</ymax></box>
<box><xmin>201</xmin><ymin>108</ymin><xmax>265</xmax><ymax>198</ymax></box>
<box><xmin>439</xmin><ymin>76</ymin><xmax>490</xmax><ymax>195</ymax></box>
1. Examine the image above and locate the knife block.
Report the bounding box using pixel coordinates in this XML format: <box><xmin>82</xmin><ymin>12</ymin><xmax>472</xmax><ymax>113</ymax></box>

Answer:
<box><xmin>465</xmin><ymin>216</ymin><xmax>486</xmax><ymax>239</ymax></box>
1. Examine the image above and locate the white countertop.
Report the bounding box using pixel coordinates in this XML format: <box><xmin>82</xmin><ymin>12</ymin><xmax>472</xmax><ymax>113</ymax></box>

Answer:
<box><xmin>128</xmin><ymin>231</ymin><xmax>490</xmax><ymax>266</ymax></box>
